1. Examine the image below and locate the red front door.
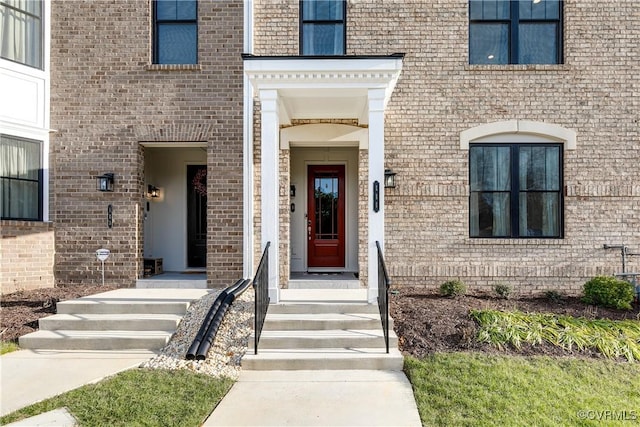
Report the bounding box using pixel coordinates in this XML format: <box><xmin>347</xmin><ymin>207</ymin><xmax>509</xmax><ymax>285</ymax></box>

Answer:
<box><xmin>307</xmin><ymin>165</ymin><xmax>345</xmax><ymax>268</ymax></box>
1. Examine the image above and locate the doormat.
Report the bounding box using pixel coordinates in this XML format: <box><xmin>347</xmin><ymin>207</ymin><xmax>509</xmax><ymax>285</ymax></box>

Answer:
<box><xmin>181</xmin><ymin>271</ymin><xmax>206</xmax><ymax>274</ymax></box>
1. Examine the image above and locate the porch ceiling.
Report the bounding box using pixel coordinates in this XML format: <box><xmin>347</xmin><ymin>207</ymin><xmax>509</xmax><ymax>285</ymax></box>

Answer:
<box><xmin>243</xmin><ymin>54</ymin><xmax>404</xmax><ymax>125</ymax></box>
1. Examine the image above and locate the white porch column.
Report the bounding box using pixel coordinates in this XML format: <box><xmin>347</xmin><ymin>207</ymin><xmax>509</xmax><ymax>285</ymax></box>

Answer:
<box><xmin>259</xmin><ymin>89</ymin><xmax>280</xmax><ymax>303</ymax></box>
<box><xmin>368</xmin><ymin>88</ymin><xmax>386</xmax><ymax>303</ymax></box>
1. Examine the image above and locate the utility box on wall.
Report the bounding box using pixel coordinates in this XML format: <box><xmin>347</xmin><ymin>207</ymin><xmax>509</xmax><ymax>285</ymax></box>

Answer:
<box><xmin>143</xmin><ymin>258</ymin><xmax>163</xmax><ymax>277</ymax></box>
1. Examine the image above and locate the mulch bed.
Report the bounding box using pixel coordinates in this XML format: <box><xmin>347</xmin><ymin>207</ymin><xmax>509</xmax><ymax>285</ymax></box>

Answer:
<box><xmin>390</xmin><ymin>287</ymin><xmax>640</xmax><ymax>360</ymax></box>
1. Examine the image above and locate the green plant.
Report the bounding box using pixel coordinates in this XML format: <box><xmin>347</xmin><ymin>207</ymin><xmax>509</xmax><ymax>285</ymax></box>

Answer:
<box><xmin>440</xmin><ymin>279</ymin><xmax>467</xmax><ymax>297</ymax></box>
<box><xmin>471</xmin><ymin>309</ymin><xmax>640</xmax><ymax>361</ymax></box>
<box><xmin>493</xmin><ymin>283</ymin><xmax>513</xmax><ymax>299</ymax></box>
<box><xmin>544</xmin><ymin>290</ymin><xmax>563</xmax><ymax>303</ymax></box>
<box><xmin>582</xmin><ymin>276</ymin><xmax>634</xmax><ymax>310</ymax></box>
<box><xmin>1</xmin><ymin>341</ymin><xmax>20</xmax><ymax>355</ymax></box>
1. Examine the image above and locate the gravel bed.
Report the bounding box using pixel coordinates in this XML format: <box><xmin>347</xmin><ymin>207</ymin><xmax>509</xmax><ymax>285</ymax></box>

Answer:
<box><xmin>141</xmin><ymin>288</ymin><xmax>254</xmax><ymax>379</ymax></box>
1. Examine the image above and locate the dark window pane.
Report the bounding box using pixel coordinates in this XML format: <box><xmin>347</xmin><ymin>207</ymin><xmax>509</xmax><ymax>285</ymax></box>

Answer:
<box><xmin>302</xmin><ymin>0</ymin><xmax>343</xmax><ymax>21</ymax></box>
<box><xmin>544</xmin><ymin>0</ymin><xmax>560</xmax><ymax>19</ymax></box>
<box><xmin>156</xmin><ymin>0</ymin><xmax>177</xmax><ymax>20</ymax></box>
<box><xmin>1</xmin><ymin>135</ymin><xmax>41</xmax><ymax>220</ymax></box>
<box><xmin>470</xmin><ymin>0</ymin><xmax>510</xmax><ymax>20</ymax></box>
<box><xmin>302</xmin><ymin>23</ymin><xmax>344</xmax><ymax>55</ymax></box>
<box><xmin>177</xmin><ymin>0</ymin><xmax>196</xmax><ymax>20</ymax></box>
<box><xmin>469</xmin><ymin>23</ymin><xmax>509</xmax><ymax>64</ymax></box>
<box><xmin>520</xmin><ymin>0</ymin><xmax>560</xmax><ymax>20</ymax></box>
<box><xmin>519</xmin><ymin>146</ymin><xmax>560</xmax><ymax>191</ymax></box>
<box><xmin>519</xmin><ymin>192</ymin><xmax>559</xmax><ymax>237</ymax></box>
<box><xmin>157</xmin><ymin>23</ymin><xmax>197</xmax><ymax>64</ymax></box>
<box><xmin>470</xmin><ymin>146</ymin><xmax>511</xmax><ymax>191</ymax></box>
<box><xmin>156</xmin><ymin>0</ymin><xmax>195</xmax><ymax>20</ymax></box>
<box><xmin>470</xmin><ymin>192</ymin><xmax>511</xmax><ymax>237</ymax></box>
<box><xmin>314</xmin><ymin>176</ymin><xmax>339</xmax><ymax>239</ymax></box>
<box><xmin>518</xmin><ymin>22</ymin><xmax>558</xmax><ymax>64</ymax></box>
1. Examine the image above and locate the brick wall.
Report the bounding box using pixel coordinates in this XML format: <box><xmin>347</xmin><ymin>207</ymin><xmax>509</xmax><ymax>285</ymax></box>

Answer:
<box><xmin>1</xmin><ymin>221</ymin><xmax>55</xmax><ymax>294</ymax></box>
<box><xmin>253</xmin><ymin>0</ymin><xmax>640</xmax><ymax>295</ymax></box>
<box><xmin>50</xmin><ymin>0</ymin><xmax>244</xmax><ymax>287</ymax></box>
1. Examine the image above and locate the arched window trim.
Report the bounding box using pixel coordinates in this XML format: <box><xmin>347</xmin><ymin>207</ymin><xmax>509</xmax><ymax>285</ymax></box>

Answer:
<box><xmin>460</xmin><ymin>120</ymin><xmax>576</xmax><ymax>150</ymax></box>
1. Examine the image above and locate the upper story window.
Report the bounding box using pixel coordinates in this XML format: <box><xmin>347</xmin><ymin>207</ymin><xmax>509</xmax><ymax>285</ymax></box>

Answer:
<box><xmin>153</xmin><ymin>0</ymin><xmax>197</xmax><ymax>64</ymax></box>
<box><xmin>470</xmin><ymin>143</ymin><xmax>563</xmax><ymax>238</ymax></box>
<box><xmin>300</xmin><ymin>0</ymin><xmax>346</xmax><ymax>55</ymax></box>
<box><xmin>1</xmin><ymin>134</ymin><xmax>43</xmax><ymax>221</ymax></box>
<box><xmin>469</xmin><ymin>0</ymin><xmax>562</xmax><ymax>64</ymax></box>
<box><xmin>0</xmin><ymin>0</ymin><xmax>43</xmax><ymax>69</ymax></box>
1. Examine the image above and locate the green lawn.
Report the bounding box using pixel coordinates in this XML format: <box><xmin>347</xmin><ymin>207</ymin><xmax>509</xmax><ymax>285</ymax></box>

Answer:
<box><xmin>405</xmin><ymin>353</ymin><xmax>640</xmax><ymax>427</ymax></box>
<box><xmin>0</xmin><ymin>369</ymin><xmax>234</xmax><ymax>427</ymax></box>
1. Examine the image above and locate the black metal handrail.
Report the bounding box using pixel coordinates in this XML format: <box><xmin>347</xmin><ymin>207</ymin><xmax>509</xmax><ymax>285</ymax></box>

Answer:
<box><xmin>376</xmin><ymin>241</ymin><xmax>390</xmax><ymax>354</ymax></box>
<box><xmin>253</xmin><ymin>242</ymin><xmax>270</xmax><ymax>355</ymax></box>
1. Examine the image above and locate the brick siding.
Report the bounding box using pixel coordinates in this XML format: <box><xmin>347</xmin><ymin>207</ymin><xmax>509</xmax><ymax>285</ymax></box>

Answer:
<box><xmin>50</xmin><ymin>0</ymin><xmax>244</xmax><ymax>287</ymax></box>
<box><xmin>1</xmin><ymin>221</ymin><xmax>55</xmax><ymax>294</ymax></box>
<box><xmin>253</xmin><ymin>0</ymin><xmax>640</xmax><ymax>294</ymax></box>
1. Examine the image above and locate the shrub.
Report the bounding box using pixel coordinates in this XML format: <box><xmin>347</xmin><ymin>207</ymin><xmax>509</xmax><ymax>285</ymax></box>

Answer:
<box><xmin>494</xmin><ymin>283</ymin><xmax>513</xmax><ymax>299</ymax></box>
<box><xmin>440</xmin><ymin>279</ymin><xmax>467</xmax><ymax>297</ymax></box>
<box><xmin>544</xmin><ymin>290</ymin><xmax>563</xmax><ymax>304</ymax></box>
<box><xmin>582</xmin><ymin>276</ymin><xmax>634</xmax><ymax>310</ymax></box>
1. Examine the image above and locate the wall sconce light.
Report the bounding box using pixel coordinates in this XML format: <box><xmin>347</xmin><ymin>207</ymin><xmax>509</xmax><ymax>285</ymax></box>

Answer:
<box><xmin>97</xmin><ymin>173</ymin><xmax>114</xmax><ymax>192</ymax></box>
<box><xmin>147</xmin><ymin>185</ymin><xmax>159</xmax><ymax>198</ymax></box>
<box><xmin>384</xmin><ymin>169</ymin><xmax>397</xmax><ymax>188</ymax></box>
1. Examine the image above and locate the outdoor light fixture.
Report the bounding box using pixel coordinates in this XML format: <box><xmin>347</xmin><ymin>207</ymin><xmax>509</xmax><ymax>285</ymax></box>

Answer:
<box><xmin>384</xmin><ymin>169</ymin><xmax>397</xmax><ymax>188</ymax></box>
<box><xmin>148</xmin><ymin>185</ymin><xmax>159</xmax><ymax>198</ymax></box>
<box><xmin>96</xmin><ymin>173</ymin><xmax>114</xmax><ymax>192</ymax></box>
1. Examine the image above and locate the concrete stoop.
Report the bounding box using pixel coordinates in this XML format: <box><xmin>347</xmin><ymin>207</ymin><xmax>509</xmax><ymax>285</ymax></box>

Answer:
<box><xmin>243</xmin><ymin>301</ymin><xmax>403</xmax><ymax>371</ymax></box>
<box><xmin>18</xmin><ymin>289</ymin><xmax>209</xmax><ymax>351</ymax></box>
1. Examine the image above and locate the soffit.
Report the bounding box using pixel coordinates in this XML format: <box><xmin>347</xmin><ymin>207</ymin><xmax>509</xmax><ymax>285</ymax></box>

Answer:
<box><xmin>243</xmin><ymin>55</ymin><xmax>404</xmax><ymax>125</ymax></box>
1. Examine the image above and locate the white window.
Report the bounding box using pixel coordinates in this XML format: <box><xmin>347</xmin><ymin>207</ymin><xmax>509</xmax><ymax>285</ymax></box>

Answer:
<box><xmin>1</xmin><ymin>134</ymin><xmax>43</xmax><ymax>220</ymax></box>
<box><xmin>0</xmin><ymin>0</ymin><xmax>43</xmax><ymax>69</ymax></box>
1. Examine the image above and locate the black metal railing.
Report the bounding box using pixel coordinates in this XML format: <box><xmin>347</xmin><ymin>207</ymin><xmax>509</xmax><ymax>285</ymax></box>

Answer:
<box><xmin>376</xmin><ymin>241</ymin><xmax>390</xmax><ymax>354</ymax></box>
<box><xmin>253</xmin><ymin>242</ymin><xmax>270</xmax><ymax>355</ymax></box>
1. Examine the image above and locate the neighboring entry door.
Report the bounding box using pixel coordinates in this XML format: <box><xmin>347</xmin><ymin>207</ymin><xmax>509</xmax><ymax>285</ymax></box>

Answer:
<box><xmin>187</xmin><ymin>165</ymin><xmax>207</xmax><ymax>268</ymax></box>
<box><xmin>307</xmin><ymin>165</ymin><xmax>345</xmax><ymax>268</ymax></box>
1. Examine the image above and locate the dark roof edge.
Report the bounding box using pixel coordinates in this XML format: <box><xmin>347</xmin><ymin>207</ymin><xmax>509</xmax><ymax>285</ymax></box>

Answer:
<box><xmin>242</xmin><ymin>53</ymin><xmax>405</xmax><ymax>60</ymax></box>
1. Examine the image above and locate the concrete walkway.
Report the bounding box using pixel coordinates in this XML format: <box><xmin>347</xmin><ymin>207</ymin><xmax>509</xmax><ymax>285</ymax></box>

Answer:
<box><xmin>0</xmin><ymin>349</ymin><xmax>155</xmax><ymax>417</ymax></box>
<box><xmin>204</xmin><ymin>370</ymin><xmax>422</xmax><ymax>426</ymax></box>
<box><xmin>2</xmin><ymin>352</ymin><xmax>421</xmax><ymax>427</ymax></box>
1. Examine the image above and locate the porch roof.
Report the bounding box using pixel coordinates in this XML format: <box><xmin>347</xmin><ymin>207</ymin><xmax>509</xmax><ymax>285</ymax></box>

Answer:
<box><xmin>242</xmin><ymin>54</ymin><xmax>404</xmax><ymax>125</ymax></box>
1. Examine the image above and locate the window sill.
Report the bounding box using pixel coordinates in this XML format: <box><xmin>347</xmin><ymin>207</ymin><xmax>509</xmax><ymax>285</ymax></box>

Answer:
<box><xmin>145</xmin><ymin>64</ymin><xmax>202</xmax><ymax>72</ymax></box>
<box><xmin>466</xmin><ymin>238</ymin><xmax>566</xmax><ymax>246</ymax></box>
<box><xmin>465</xmin><ymin>64</ymin><xmax>571</xmax><ymax>72</ymax></box>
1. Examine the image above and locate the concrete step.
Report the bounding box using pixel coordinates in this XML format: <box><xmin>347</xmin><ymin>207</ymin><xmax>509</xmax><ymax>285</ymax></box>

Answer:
<box><xmin>268</xmin><ymin>303</ymin><xmax>378</xmax><ymax>315</ymax></box>
<box><xmin>18</xmin><ymin>330</ymin><xmax>172</xmax><ymax>351</ymax></box>
<box><xmin>18</xmin><ymin>289</ymin><xmax>209</xmax><ymax>351</ymax></box>
<box><xmin>242</xmin><ymin>348</ymin><xmax>404</xmax><ymax>370</ymax></box>
<box><xmin>249</xmin><ymin>329</ymin><xmax>398</xmax><ymax>350</ymax></box>
<box><xmin>38</xmin><ymin>313</ymin><xmax>182</xmax><ymax>331</ymax></box>
<box><xmin>262</xmin><ymin>313</ymin><xmax>391</xmax><ymax>331</ymax></box>
<box><xmin>56</xmin><ymin>299</ymin><xmax>190</xmax><ymax>315</ymax></box>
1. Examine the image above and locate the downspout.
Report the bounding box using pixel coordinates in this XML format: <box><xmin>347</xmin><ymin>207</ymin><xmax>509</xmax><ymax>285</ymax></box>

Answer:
<box><xmin>242</xmin><ymin>0</ymin><xmax>254</xmax><ymax>278</ymax></box>
<box><xmin>195</xmin><ymin>278</ymin><xmax>252</xmax><ymax>360</ymax></box>
<box><xmin>185</xmin><ymin>279</ymin><xmax>245</xmax><ymax>360</ymax></box>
